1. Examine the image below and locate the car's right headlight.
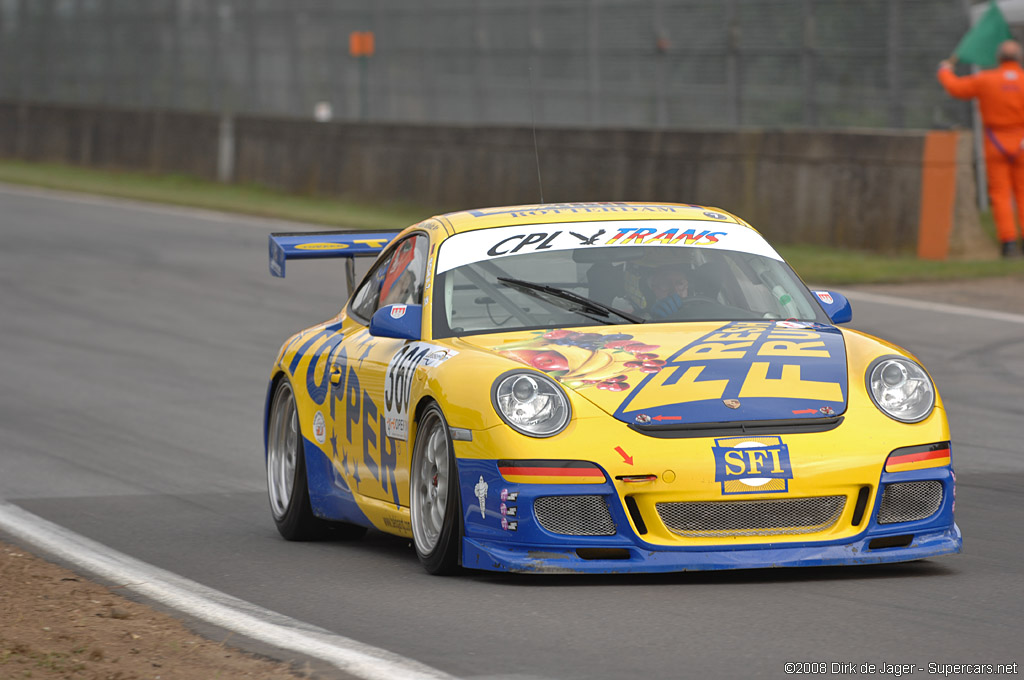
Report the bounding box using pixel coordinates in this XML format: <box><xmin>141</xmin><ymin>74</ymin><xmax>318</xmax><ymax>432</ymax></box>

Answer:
<box><xmin>866</xmin><ymin>356</ymin><xmax>936</xmax><ymax>423</ymax></box>
<box><xmin>491</xmin><ymin>370</ymin><xmax>571</xmax><ymax>437</ymax></box>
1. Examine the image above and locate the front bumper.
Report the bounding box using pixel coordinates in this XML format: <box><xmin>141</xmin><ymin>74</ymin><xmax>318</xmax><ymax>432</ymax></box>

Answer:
<box><xmin>455</xmin><ymin>456</ymin><xmax>961</xmax><ymax>574</ymax></box>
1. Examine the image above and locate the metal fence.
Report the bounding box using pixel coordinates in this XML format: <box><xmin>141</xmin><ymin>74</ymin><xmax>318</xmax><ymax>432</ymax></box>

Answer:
<box><xmin>0</xmin><ymin>0</ymin><xmax>975</xmax><ymax>130</ymax></box>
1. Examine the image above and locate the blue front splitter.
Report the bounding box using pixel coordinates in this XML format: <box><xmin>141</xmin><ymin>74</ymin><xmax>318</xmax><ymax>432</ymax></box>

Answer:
<box><xmin>461</xmin><ymin>524</ymin><xmax>962</xmax><ymax>574</ymax></box>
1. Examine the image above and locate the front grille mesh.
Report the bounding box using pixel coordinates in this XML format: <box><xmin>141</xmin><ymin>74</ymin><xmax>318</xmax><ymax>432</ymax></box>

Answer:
<box><xmin>656</xmin><ymin>496</ymin><xmax>846</xmax><ymax>538</ymax></box>
<box><xmin>877</xmin><ymin>481</ymin><xmax>943</xmax><ymax>524</ymax></box>
<box><xmin>534</xmin><ymin>495</ymin><xmax>616</xmax><ymax>536</ymax></box>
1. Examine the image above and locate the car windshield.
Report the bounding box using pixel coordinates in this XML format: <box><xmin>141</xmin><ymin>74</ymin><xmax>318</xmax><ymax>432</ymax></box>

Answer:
<box><xmin>431</xmin><ymin>220</ymin><xmax>829</xmax><ymax>338</ymax></box>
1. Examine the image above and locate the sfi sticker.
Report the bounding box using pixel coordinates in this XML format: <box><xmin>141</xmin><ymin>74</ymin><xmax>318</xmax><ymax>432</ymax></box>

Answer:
<box><xmin>313</xmin><ymin>411</ymin><xmax>327</xmax><ymax>444</ymax></box>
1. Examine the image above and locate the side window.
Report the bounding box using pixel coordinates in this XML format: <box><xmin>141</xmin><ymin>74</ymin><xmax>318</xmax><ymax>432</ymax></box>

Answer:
<box><xmin>349</xmin><ymin>234</ymin><xmax>429</xmax><ymax>321</ymax></box>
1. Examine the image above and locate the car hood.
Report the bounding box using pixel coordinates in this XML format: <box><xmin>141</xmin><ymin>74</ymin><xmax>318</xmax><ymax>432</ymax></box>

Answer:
<box><xmin>463</xmin><ymin>320</ymin><xmax>848</xmax><ymax>426</ymax></box>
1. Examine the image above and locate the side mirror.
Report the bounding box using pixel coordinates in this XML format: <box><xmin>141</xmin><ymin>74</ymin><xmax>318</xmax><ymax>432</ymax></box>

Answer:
<box><xmin>811</xmin><ymin>290</ymin><xmax>852</xmax><ymax>325</ymax></box>
<box><xmin>369</xmin><ymin>304</ymin><xmax>423</xmax><ymax>340</ymax></box>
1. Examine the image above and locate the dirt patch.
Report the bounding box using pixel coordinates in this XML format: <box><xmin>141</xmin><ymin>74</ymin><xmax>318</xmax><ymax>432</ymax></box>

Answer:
<box><xmin>0</xmin><ymin>539</ymin><xmax>316</xmax><ymax>679</ymax></box>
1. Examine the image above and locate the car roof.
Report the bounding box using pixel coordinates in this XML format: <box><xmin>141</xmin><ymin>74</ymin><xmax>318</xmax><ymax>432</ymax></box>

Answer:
<box><xmin>434</xmin><ymin>202</ymin><xmax>753</xmax><ymax>235</ymax></box>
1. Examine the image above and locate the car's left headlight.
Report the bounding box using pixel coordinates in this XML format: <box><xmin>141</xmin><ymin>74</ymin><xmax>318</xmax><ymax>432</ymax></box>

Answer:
<box><xmin>866</xmin><ymin>356</ymin><xmax>935</xmax><ymax>423</ymax></box>
<box><xmin>492</xmin><ymin>370</ymin><xmax>571</xmax><ymax>437</ymax></box>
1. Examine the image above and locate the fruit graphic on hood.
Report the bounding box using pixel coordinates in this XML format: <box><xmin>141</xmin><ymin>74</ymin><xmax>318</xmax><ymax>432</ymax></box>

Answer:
<box><xmin>502</xmin><ymin>349</ymin><xmax>570</xmax><ymax>372</ymax></box>
<box><xmin>497</xmin><ymin>331</ymin><xmax>665</xmax><ymax>392</ymax></box>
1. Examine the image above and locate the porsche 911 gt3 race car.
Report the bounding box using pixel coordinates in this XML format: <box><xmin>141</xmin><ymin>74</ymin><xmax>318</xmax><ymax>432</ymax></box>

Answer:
<box><xmin>264</xmin><ymin>202</ymin><xmax>961</xmax><ymax>574</ymax></box>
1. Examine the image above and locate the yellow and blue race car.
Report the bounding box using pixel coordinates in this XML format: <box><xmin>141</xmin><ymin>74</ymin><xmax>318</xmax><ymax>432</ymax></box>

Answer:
<box><xmin>264</xmin><ymin>202</ymin><xmax>960</xmax><ymax>574</ymax></box>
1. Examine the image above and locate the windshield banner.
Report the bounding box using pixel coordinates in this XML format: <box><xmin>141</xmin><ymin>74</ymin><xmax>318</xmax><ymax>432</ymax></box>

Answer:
<box><xmin>435</xmin><ymin>220</ymin><xmax>783</xmax><ymax>273</ymax></box>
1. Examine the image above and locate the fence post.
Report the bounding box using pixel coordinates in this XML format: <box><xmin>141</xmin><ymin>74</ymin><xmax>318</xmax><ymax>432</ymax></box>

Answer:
<box><xmin>801</xmin><ymin>0</ymin><xmax>817</xmax><ymax>127</ymax></box>
<box><xmin>588</xmin><ymin>0</ymin><xmax>601</xmax><ymax>126</ymax></box>
<box><xmin>726</xmin><ymin>0</ymin><xmax>741</xmax><ymax>126</ymax></box>
<box><xmin>217</xmin><ymin>113</ymin><xmax>235</xmax><ymax>184</ymax></box>
<box><xmin>887</xmin><ymin>0</ymin><xmax>905</xmax><ymax>128</ymax></box>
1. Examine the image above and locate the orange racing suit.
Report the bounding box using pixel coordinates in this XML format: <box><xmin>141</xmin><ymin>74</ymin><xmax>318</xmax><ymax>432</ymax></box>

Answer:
<box><xmin>939</xmin><ymin>60</ymin><xmax>1024</xmax><ymax>244</ymax></box>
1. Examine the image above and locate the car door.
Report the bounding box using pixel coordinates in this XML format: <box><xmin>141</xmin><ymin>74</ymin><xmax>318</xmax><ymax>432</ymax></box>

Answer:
<box><xmin>330</xmin><ymin>232</ymin><xmax>430</xmax><ymax>509</ymax></box>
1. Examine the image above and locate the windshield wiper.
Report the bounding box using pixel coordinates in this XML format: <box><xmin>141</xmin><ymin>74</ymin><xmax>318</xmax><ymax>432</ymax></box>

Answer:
<box><xmin>496</xmin><ymin>277</ymin><xmax>645</xmax><ymax>324</ymax></box>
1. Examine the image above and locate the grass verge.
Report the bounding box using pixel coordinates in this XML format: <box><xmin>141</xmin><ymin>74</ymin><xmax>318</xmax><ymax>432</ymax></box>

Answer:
<box><xmin>2</xmin><ymin>158</ymin><xmax>1023</xmax><ymax>286</ymax></box>
<box><xmin>0</xmin><ymin>159</ymin><xmax>428</xmax><ymax>231</ymax></box>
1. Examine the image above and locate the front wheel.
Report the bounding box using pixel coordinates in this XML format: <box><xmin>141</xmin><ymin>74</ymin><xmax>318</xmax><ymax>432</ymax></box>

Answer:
<box><xmin>410</xmin><ymin>404</ymin><xmax>462</xmax><ymax>574</ymax></box>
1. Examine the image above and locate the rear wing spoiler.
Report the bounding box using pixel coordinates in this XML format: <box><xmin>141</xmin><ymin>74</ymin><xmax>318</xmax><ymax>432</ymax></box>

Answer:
<box><xmin>268</xmin><ymin>230</ymin><xmax>399</xmax><ymax>279</ymax></box>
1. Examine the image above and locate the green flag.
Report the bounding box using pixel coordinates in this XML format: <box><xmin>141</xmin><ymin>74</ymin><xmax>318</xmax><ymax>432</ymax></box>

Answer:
<box><xmin>955</xmin><ymin>0</ymin><xmax>1014</xmax><ymax>68</ymax></box>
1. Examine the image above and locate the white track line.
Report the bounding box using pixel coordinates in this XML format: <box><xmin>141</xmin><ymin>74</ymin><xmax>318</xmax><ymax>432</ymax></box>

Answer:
<box><xmin>840</xmin><ymin>289</ymin><xmax>1024</xmax><ymax>326</ymax></box>
<box><xmin>0</xmin><ymin>501</ymin><xmax>457</xmax><ymax>680</ymax></box>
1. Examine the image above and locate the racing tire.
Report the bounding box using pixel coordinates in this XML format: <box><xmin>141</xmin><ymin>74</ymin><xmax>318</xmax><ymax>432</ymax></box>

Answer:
<box><xmin>410</xmin><ymin>404</ymin><xmax>462</xmax><ymax>575</ymax></box>
<box><xmin>266</xmin><ymin>378</ymin><xmax>366</xmax><ymax>541</ymax></box>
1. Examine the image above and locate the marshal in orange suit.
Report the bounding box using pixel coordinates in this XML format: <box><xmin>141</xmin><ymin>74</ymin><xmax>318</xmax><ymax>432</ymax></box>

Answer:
<box><xmin>939</xmin><ymin>40</ymin><xmax>1024</xmax><ymax>258</ymax></box>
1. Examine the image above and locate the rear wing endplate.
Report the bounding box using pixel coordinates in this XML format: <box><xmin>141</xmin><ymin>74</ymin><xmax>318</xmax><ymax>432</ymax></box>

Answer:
<box><xmin>268</xmin><ymin>230</ymin><xmax>399</xmax><ymax>279</ymax></box>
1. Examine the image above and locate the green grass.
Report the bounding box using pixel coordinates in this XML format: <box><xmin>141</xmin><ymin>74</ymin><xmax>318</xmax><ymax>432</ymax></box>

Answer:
<box><xmin>0</xmin><ymin>159</ymin><xmax>430</xmax><ymax>231</ymax></box>
<box><xmin>779</xmin><ymin>243</ymin><xmax>1024</xmax><ymax>285</ymax></box>
<box><xmin>2</xmin><ymin>158</ymin><xmax>1023</xmax><ymax>286</ymax></box>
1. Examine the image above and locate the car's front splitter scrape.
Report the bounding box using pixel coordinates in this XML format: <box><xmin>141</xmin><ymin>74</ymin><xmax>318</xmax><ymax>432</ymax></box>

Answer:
<box><xmin>455</xmin><ymin>457</ymin><xmax>961</xmax><ymax>574</ymax></box>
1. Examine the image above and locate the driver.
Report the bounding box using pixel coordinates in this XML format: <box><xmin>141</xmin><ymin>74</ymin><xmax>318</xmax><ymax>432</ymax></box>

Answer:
<box><xmin>646</xmin><ymin>265</ymin><xmax>691</xmax><ymax>320</ymax></box>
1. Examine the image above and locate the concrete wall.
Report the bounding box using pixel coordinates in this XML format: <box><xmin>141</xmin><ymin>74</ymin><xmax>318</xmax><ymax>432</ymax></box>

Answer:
<box><xmin>0</xmin><ymin>102</ymin><xmax>984</xmax><ymax>255</ymax></box>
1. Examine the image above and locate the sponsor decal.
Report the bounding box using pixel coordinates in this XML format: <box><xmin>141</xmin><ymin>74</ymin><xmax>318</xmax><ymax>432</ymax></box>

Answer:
<box><xmin>423</xmin><ymin>348</ymin><xmax>459</xmax><ymax>366</ymax></box>
<box><xmin>615</xmin><ymin>321</ymin><xmax>847</xmax><ymax>424</ymax></box>
<box><xmin>775</xmin><ymin>320</ymin><xmax>811</xmax><ymax>329</ymax></box>
<box><xmin>382</xmin><ymin>516</ymin><xmax>412</xmax><ymax>533</ymax></box>
<box><xmin>292</xmin><ymin>333</ymin><xmax>401</xmax><ymax>507</ymax></box>
<box><xmin>383</xmin><ymin>342</ymin><xmax>458</xmax><ymax>440</ymax></box>
<box><xmin>713</xmin><ymin>436</ymin><xmax>793</xmax><ymax>495</ymax></box>
<box><xmin>390</xmin><ymin>304</ymin><xmax>407</xmax><ymax>319</ymax></box>
<box><xmin>703</xmin><ymin>211</ymin><xmax>727</xmax><ymax>220</ymax></box>
<box><xmin>500</xmin><ymin>503</ymin><xmax>517</xmax><ymax>517</ymax></box>
<box><xmin>435</xmin><ymin>219</ymin><xmax>784</xmax><ymax>273</ymax></box>
<box><xmin>569</xmin><ymin>228</ymin><xmax>606</xmax><ymax>245</ymax></box>
<box><xmin>500</xmin><ymin>489</ymin><xmax>519</xmax><ymax>502</ymax></box>
<box><xmin>467</xmin><ymin>203</ymin><xmax>694</xmax><ymax>218</ymax></box>
<box><xmin>313</xmin><ymin>411</ymin><xmax>327</xmax><ymax>444</ymax></box>
<box><xmin>501</xmin><ymin>518</ymin><xmax>518</xmax><ymax>531</ymax></box>
<box><xmin>295</xmin><ymin>242</ymin><xmax>350</xmax><ymax>251</ymax></box>
<box><xmin>815</xmin><ymin>291</ymin><xmax>834</xmax><ymax>305</ymax></box>
<box><xmin>474</xmin><ymin>476</ymin><xmax>488</xmax><ymax>519</ymax></box>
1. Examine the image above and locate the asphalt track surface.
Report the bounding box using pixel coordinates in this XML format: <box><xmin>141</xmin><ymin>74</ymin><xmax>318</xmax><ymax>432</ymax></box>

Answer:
<box><xmin>1</xmin><ymin>185</ymin><xmax>1021</xmax><ymax>680</ymax></box>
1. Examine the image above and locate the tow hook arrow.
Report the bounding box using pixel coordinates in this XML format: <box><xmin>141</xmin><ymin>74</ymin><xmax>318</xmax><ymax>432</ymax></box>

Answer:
<box><xmin>615</xmin><ymin>446</ymin><xmax>633</xmax><ymax>465</ymax></box>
